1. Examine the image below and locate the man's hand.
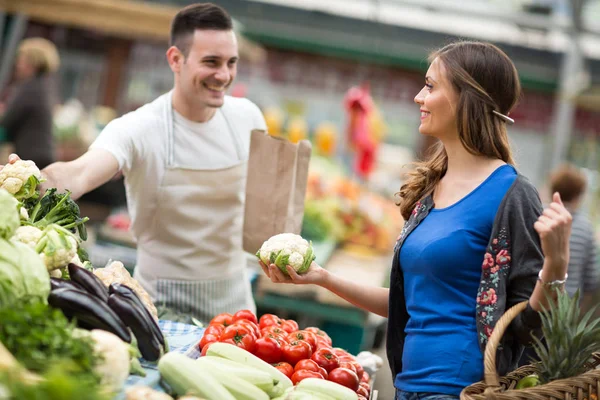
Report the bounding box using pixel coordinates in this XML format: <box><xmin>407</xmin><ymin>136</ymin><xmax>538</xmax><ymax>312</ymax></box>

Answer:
<box><xmin>0</xmin><ymin>153</ymin><xmax>21</xmax><ymax>171</ymax></box>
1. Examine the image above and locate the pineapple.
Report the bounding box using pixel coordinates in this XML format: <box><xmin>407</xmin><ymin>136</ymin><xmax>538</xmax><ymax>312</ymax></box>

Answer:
<box><xmin>530</xmin><ymin>289</ymin><xmax>600</xmax><ymax>384</ymax></box>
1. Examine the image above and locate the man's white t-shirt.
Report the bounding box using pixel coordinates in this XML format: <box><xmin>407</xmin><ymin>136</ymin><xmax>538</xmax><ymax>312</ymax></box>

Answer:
<box><xmin>90</xmin><ymin>94</ymin><xmax>267</xmax><ymax>242</ymax></box>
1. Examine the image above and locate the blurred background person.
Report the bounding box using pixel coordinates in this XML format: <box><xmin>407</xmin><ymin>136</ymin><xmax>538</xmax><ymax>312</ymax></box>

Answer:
<box><xmin>549</xmin><ymin>163</ymin><xmax>599</xmax><ymax>307</ymax></box>
<box><xmin>0</xmin><ymin>37</ymin><xmax>60</xmax><ymax>169</ymax></box>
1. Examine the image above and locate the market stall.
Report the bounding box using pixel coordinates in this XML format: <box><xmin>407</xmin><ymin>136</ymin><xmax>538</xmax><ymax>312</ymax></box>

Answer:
<box><xmin>0</xmin><ymin>159</ymin><xmax>382</xmax><ymax>399</ymax></box>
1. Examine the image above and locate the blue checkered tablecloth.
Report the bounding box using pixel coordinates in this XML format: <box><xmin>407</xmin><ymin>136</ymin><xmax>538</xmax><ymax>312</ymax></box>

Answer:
<box><xmin>114</xmin><ymin>320</ymin><xmax>205</xmax><ymax>399</ymax></box>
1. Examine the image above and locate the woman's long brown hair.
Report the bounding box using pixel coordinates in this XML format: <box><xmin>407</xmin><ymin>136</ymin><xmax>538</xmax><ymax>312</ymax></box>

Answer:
<box><xmin>398</xmin><ymin>41</ymin><xmax>520</xmax><ymax>220</ymax></box>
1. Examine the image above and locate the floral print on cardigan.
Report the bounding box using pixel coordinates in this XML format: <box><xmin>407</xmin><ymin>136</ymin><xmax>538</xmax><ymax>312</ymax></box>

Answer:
<box><xmin>477</xmin><ymin>228</ymin><xmax>511</xmax><ymax>344</ymax></box>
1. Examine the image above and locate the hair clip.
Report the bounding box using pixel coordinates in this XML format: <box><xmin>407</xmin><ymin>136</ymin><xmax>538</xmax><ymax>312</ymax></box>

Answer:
<box><xmin>492</xmin><ymin>110</ymin><xmax>515</xmax><ymax>125</ymax></box>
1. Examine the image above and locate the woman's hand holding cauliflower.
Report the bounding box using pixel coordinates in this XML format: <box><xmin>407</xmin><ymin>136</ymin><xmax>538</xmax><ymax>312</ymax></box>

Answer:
<box><xmin>257</xmin><ymin>233</ymin><xmax>326</xmax><ymax>285</ymax></box>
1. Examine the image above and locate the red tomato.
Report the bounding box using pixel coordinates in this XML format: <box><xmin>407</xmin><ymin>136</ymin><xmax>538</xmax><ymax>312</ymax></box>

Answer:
<box><xmin>209</xmin><ymin>313</ymin><xmax>233</xmax><ymax>327</ymax></box>
<box><xmin>328</xmin><ymin>367</ymin><xmax>359</xmax><ymax>392</ymax></box>
<box><xmin>235</xmin><ymin>320</ymin><xmax>260</xmax><ymax>337</ymax></box>
<box><xmin>201</xmin><ymin>342</ymin><xmax>212</xmax><ymax>356</ymax></box>
<box><xmin>220</xmin><ymin>323</ymin><xmax>254</xmax><ymax>339</ymax></box>
<box><xmin>263</xmin><ymin>333</ymin><xmax>288</xmax><ymax>346</ymax></box>
<box><xmin>331</xmin><ymin>347</ymin><xmax>350</xmax><ymax>358</ymax></box>
<box><xmin>311</xmin><ymin>348</ymin><xmax>340</xmax><ymax>373</ymax></box>
<box><xmin>316</xmin><ymin>337</ymin><xmax>332</xmax><ymax>349</ymax></box>
<box><xmin>338</xmin><ymin>361</ymin><xmax>357</xmax><ymax>374</ymax></box>
<box><xmin>294</xmin><ymin>359</ymin><xmax>321</xmax><ymax>374</ymax></box>
<box><xmin>291</xmin><ymin>370</ymin><xmax>323</xmax><ymax>385</ymax></box>
<box><xmin>318</xmin><ymin>366</ymin><xmax>328</xmax><ymax>380</ymax></box>
<box><xmin>304</xmin><ymin>327</ymin><xmax>333</xmax><ymax>345</ymax></box>
<box><xmin>280</xmin><ymin>319</ymin><xmax>299</xmax><ymax>333</ymax></box>
<box><xmin>361</xmin><ymin>371</ymin><xmax>370</xmax><ymax>384</ymax></box>
<box><xmin>287</xmin><ymin>331</ymin><xmax>317</xmax><ymax>351</ymax></box>
<box><xmin>356</xmin><ymin>386</ymin><xmax>369</xmax><ymax>398</ymax></box>
<box><xmin>259</xmin><ymin>314</ymin><xmax>282</xmax><ymax>329</ymax></box>
<box><xmin>261</xmin><ymin>326</ymin><xmax>288</xmax><ymax>341</ymax></box>
<box><xmin>353</xmin><ymin>361</ymin><xmax>365</xmax><ymax>381</ymax></box>
<box><xmin>282</xmin><ymin>340</ymin><xmax>313</xmax><ymax>366</ymax></box>
<box><xmin>272</xmin><ymin>362</ymin><xmax>294</xmax><ymax>379</ymax></box>
<box><xmin>254</xmin><ymin>336</ymin><xmax>282</xmax><ymax>363</ymax></box>
<box><xmin>198</xmin><ymin>333</ymin><xmax>219</xmax><ymax>350</ymax></box>
<box><xmin>232</xmin><ymin>309</ymin><xmax>258</xmax><ymax>324</ymax></box>
<box><xmin>204</xmin><ymin>324</ymin><xmax>225</xmax><ymax>337</ymax></box>
<box><xmin>220</xmin><ymin>327</ymin><xmax>256</xmax><ymax>353</ymax></box>
<box><xmin>359</xmin><ymin>382</ymin><xmax>370</xmax><ymax>392</ymax></box>
<box><xmin>337</xmin><ymin>355</ymin><xmax>356</xmax><ymax>363</ymax></box>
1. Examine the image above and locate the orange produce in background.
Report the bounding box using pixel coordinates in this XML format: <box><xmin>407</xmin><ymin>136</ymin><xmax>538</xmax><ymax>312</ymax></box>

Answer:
<box><xmin>314</xmin><ymin>122</ymin><xmax>338</xmax><ymax>156</ymax></box>
<box><xmin>287</xmin><ymin>117</ymin><xmax>308</xmax><ymax>144</ymax></box>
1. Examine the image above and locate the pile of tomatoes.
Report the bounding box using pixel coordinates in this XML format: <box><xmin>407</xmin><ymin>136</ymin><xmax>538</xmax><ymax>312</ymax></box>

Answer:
<box><xmin>198</xmin><ymin>310</ymin><xmax>372</xmax><ymax>400</ymax></box>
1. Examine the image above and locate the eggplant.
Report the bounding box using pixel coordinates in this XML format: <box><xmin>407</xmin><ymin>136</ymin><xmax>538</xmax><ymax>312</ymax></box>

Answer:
<box><xmin>50</xmin><ymin>277</ymin><xmax>85</xmax><ymax>292</ymax></box>
<box><xmin>109</xmin><ymin>283</ymin><xmax>165</xmax><ymax>348</ymax></box>
<box><xmin>48</xmin><ymin>288</ymin><xmax>131</xmax><ymax>343</ymax></box>
<box><xmin>68</xmin><ymin>263</ymin><xmax>109</xmax><ymax>302</ymax></box>
<box><xmin>108</xmin><ymin>293</ymin><xmax>162</xmax><ymax>362</ymax></box>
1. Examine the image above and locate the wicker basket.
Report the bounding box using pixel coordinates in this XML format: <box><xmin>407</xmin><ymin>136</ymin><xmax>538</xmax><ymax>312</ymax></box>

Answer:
<box><xmin>461</xmin><ymin>301</ymin><xmax>600</xmax><ymax>400</ymax></box>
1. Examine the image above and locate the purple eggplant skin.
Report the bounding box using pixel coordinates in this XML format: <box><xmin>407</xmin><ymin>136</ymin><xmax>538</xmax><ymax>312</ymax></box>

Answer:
<box><xmin>48</xmin><ymin>288</ymin><xmax>131</xmax><ymax>343</ymax></box>
<box><xmin>68</xmin><ymin>263</ymin><xmax>109</xmax><ymax>302</ymax></box>
<box><xmin>50</xmin><ymin>277</ymin><xmax>85</xmax><ymax>292</ymax></box>
<box><xmin>108</xmin><ymin>293</ymin><xmax>161</xmax><ymax>362</ymax></box>
<box><xmin>108</xmin><ymin>283</ymin><xmax>165</xmax><ymax>348</ymax></box>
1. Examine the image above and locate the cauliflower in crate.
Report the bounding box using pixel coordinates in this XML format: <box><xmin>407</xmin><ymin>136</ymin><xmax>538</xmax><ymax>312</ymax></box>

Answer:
<box><xmin>257</xmin><ymin>233</ymin><xmax>316</xmax><ymax>276</ymax></box>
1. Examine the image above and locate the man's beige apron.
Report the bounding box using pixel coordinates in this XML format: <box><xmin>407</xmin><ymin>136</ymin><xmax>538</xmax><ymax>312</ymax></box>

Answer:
<box><xmin>134</xmin><ymin>94</ymin><xmax>255</xmax><ymax>322</ymax></box>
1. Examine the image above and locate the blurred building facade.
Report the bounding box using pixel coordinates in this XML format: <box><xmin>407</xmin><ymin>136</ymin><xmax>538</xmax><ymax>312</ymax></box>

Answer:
<box><xmin>1</xmin><ymin>0</ymin><xmax>600</xmax><ymax>188</ymax></box>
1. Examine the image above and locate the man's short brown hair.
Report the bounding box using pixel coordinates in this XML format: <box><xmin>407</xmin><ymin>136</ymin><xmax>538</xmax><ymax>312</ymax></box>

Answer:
<box><xmin>549</xmin><ymin>163</ymin><xmax>587</xmax><ymax>203</ymax></box>
<box><xmin>170</xmin><ymin>3</ymin><xmax>233</xmax><ymax>58</ymax></box>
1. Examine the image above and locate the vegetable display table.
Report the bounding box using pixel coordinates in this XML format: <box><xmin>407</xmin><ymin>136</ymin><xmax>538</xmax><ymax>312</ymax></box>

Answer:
<box><xmin>117</xmin><ymin>320</ymin><xmax>380</xmax><ymax>399</ymax></box>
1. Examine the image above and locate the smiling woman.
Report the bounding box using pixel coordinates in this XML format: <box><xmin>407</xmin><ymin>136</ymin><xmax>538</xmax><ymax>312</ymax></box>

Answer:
<box><xmin>260</xmin><ymin>40</ymin><xmax>573</xmax><ymax>399</ymax></box>
<box><xmin>402</xmin><ymin>42</ymin><xmax>519</xmax><ymax>218</ymax></box>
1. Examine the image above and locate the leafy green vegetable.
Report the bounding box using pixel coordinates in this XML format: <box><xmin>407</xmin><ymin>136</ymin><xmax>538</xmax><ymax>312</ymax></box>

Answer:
<box><xmin>14</xmin><ymin>174</ymin><xmax>42</xmax><ymax>202</ymax></box>
<box><xmin>0</xmin><ymin>239</ymin><xmax>49</xmax><ymax>307</ymax></box>
<box><xmin>0</xmin><ymin>300</ymin><xmax>100</xmax><ymax>378</ymax></box>
<box><xmin>27</xmin><ymin>188</ymin><xmax>89</xmax><ymax>241</ymax></box>
<box><xmin>0</xmin><ymin>361</ymin><xmax>109</xmax><ymax>400</ymax></box>
<box><xmin>77</xmin><ymin>245</ymin><xmax>90</xmax><ymax>263</ymax></box>
<box><xmin>0</xmin><ymin>188</ymin><xmax>20</xmax><ymax>240</ymax></box>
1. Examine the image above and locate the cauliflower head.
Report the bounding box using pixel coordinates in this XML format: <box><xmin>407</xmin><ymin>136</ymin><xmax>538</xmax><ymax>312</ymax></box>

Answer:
<box><xmin>90</xmin><ymin>330</ymin><xmax>131</xmax><ymax>393</ymax></box>
<box><xmin>0</xmin><ymin>160</ymin><xmax>42</xmax><ymax>200</ymax></box>
<box><xmin>12</xmin><ymin>225</ymin><xmax>44</xmax><ymax>249</ymax></box>
<box><xmin>257</xmin><ymin>233</ymin><xmax>315</xmax><ymax>276</ymax></box>
<box><xmin>36</xmin><ymin>224</ymin><xmax>79</xmax><ymax>271</ymax></box>
<box><xmin>0</xmin><ymin>188</ymin><xmax>20</xmax><ymax>239</ymax></box>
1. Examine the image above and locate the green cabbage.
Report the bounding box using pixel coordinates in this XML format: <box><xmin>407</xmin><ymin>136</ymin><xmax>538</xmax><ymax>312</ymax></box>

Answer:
<box><xmin>0</xmin><ymin>188</ymin><xmax>20</xmax><ymax>239</ymax></box>
<box><xmin>0</xmin><ymin>238</ymin><xmax>50</xmax><ymax>307</ymax></box>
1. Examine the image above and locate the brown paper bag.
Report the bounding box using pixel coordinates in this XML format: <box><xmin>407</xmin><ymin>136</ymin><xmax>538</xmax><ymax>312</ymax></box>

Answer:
<box><xmin>243</xmin><ymin>130</ymin><xmax>312</xmax><ymax>254</ymax></box>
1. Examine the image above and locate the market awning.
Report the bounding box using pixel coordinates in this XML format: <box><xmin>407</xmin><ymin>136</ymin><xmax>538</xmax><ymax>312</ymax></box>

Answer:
<box><xmin>0</xmin><ymin>0</ymin><xmax>266</xmax><ymax>62</ymax></box>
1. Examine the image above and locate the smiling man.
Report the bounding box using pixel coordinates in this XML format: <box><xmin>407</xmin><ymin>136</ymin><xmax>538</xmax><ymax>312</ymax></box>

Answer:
<box><xmin>4</xmin><ymin>3</ymin><xmax>267</xmax><ymax>322</ymax></box>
